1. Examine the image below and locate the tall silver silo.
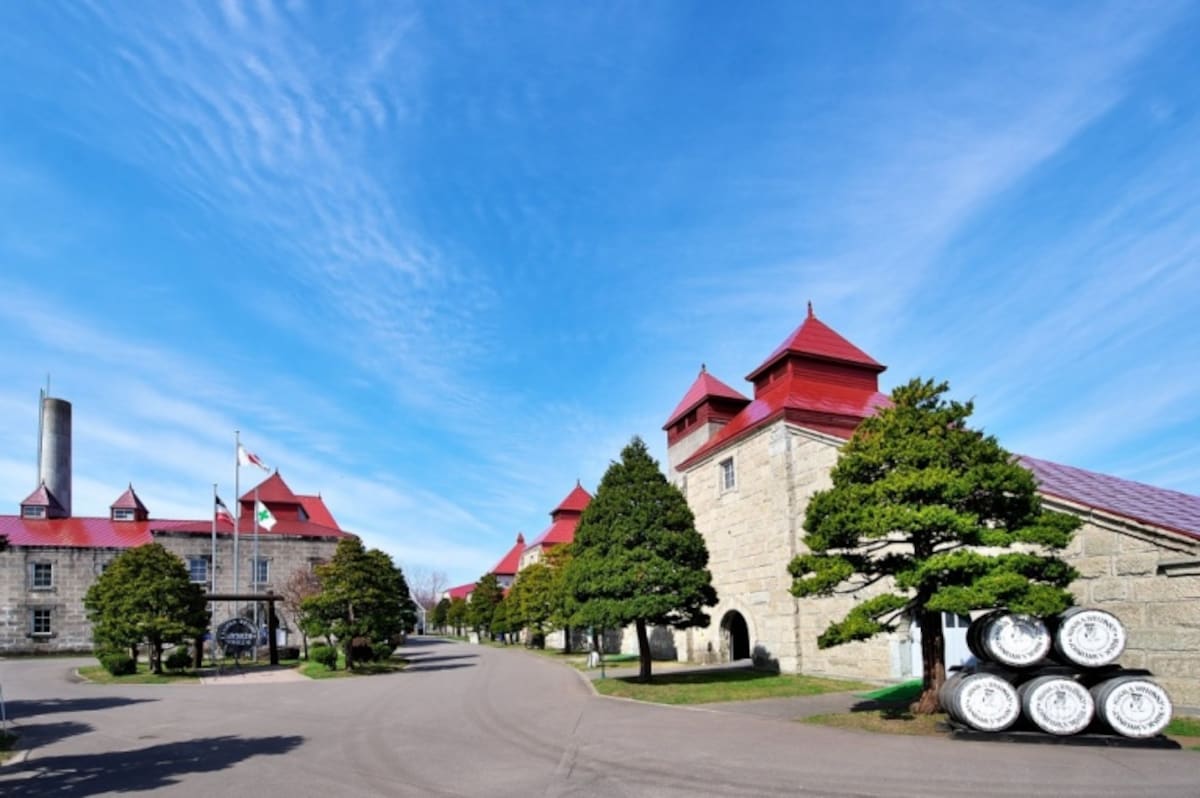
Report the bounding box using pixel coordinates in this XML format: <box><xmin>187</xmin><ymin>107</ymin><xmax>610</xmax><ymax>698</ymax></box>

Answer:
<box><xmin>38</xmin><ymin>395</ymin><xmax>72</xmax><ymax>517</ymax></box>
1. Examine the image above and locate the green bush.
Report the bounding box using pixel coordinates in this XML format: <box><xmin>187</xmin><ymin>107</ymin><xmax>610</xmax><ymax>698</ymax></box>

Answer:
<box><xmin>372</xmin><ymin>641</ymin><xmax>394</xmax><ymax>662</ymax></box>
<box><xmin>164</xmin><ymin>647</ymin><xmax>193</xmax><ymax>672</ymax></box>
<box><xmin>99</xmin><ymin>651</ymin><xmax>136</xmax><ymax>676</ymax></box>
<box><xmin>311</xmin><ymin>644</ymin><xmax>337</xmax><ymax>669</ymax></box>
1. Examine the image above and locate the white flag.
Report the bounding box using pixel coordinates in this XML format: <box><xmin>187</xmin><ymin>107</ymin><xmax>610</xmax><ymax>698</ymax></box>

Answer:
<box><xmin>238</xmin><ymin>444</ymin><xmax>269</xmax><ymax>471</ymax></box>
<box><xmin>255</xmin><ymin>500</ymin><xmax>277</xmax><ymax>531</ymax></box>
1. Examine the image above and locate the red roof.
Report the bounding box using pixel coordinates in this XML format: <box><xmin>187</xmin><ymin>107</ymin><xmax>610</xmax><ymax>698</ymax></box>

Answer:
<box><xmin>298</xmin><ymin>494</ymin><xmax>340</xmax><ymax>529</ymax></box>
<box><xmin>242</xmin><ymin>471</ymin><xmax>300</xmax><ymax>505</ymax></box>
<box><xmin>163</xmin><ymin>517</ymin><xmax>351</xmax><ymax>540</ymax></box>
<box><xmin>21</xmin><ymin>483</ymin><xmax>66</xmax><ymax>515</ymax></box>
<box><xmin>1020</xmin><ymin>455</ymin><xmax>1200</xmax><ymax>541</ymax></box>
<box><xmin>663</xmin><ymin>367</ymin><xmax>750</xmax><ymax>429</ymax></box>
<box><xmin>490</xmin><ymin>533</ymin><xmax>526</xmax><ymax>576</ymax></box>
<box><xmin>0</xmin><ymin>516</ymin><xmax>186</xmax><ymax>548</ymax></box>
<box><xmin>110</xmin><ymin>485</ymin><xmax>148</xmax><ymax>513</ymax></box>
<box><xmin>446</xmin><ymin>582</ymin><xmax>474</xmax><ymax>600</ymax></box>
<box><xmin>746</xmin><ymin>309</ymin><xmax>883</xmax><ymax>382</ymax></box>
<box><xmin>553</xmin><ymin>482</ymin><xmax>592</xmax><ymax>516</ymax></box>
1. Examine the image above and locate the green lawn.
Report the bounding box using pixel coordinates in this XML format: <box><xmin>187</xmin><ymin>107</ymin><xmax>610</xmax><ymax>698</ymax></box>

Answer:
<box><xmin>298</xmin><ymin>652</ymin><xmax>407</xmax><ymax>679</ymax></box>
<box><xmin>592</xmin><ymin>669</ymin><xmax>872</xmax><ymax>705</ymax></box>
<box><xmin>77</xmin><ymin>663</ymin><xmax>203</xmax><ymax>684</ymax></box>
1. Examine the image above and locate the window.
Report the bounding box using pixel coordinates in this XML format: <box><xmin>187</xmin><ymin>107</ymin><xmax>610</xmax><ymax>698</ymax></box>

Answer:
<box><xmin>31</xmin><ymin>562</ymin><xmax>54</xmax><ymax>590</ymax></box>
<box><xmin>22</xmin><ymin>505</ymin><xmax>46</xmax><ymax>519</ymax></box>
<box><xmin>188</xmin><ymin>557</ymin><xmax>209</xmax><ymax>585</ymax></box>
<box><xmin>719</xmin><ymin>457</ymin><xmax>736</xmax><ymax>492</ymax></box>
<box><xmin>252</xmin><ymin>558</ymin><xmax>270</xmax><ymax>585</ymax></box>
<box><xmin>112</xmin><ymin>508</ymin><xmax>135</xmax><ymax>521</ymax></box>
<box><xmin>31</xmin><ymin>608</ymin><xmax>52</xmax><ymax>636</ymax></box>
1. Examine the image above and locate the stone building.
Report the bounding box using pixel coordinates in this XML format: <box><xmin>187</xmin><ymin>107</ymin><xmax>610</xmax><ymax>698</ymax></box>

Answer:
<box><xmin>0</xmin><ymin>396</ymin><xmax>353</xmax><ymax>654</ymax></box>
<box><xmin>662</xmin><ymin>308</ymin><xmax>1200</xmax><ymax>708</ymax></box>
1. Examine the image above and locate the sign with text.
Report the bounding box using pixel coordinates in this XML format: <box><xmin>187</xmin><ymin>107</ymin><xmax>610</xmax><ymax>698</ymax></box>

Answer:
<box><xmin>217</xmin><ymin>617</ymin><xmax>257</xmax><ymax>656</ymax></box>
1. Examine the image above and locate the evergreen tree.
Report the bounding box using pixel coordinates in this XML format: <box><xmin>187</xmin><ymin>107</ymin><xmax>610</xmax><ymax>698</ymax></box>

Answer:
<box><xmin>447</xmin><ymin>596</ymin><xmax>469</xmax><ymax>635</ymax></box>
<box><xmin>565</xmin><ymin>436</ymin><xmax>717</xmax><ymax>681</ymax></box>
<box><xmin>84</xmin><ymin>543</ymin><xmax>208</xmax><ymax>674</ymax></box>
<box><xmin>301</xmin><ymin>538</ymin><xmax>413</xmax><ymax>669</ymax></box>
<box><xmin>507</xmin><ymin>559</ymin><xmax>557</xmax><ymax>647</ymax></box>
<box><xmin>789</xmin><ymin>378</ymin><xmax>1080</xmax><ymax>713</ymax></box>
<box><xmin>432</xmin><ymin>597</ymin><xmax>451</xmax><ymax>632</ymax></box>
<box><xmin>468</xmin><ymin>572</ymin><xmax>504</xmax><ymax>636</ymax></box>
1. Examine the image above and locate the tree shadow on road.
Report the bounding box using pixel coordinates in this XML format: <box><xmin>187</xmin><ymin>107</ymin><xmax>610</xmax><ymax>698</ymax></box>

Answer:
<box><xmin>5</xmin><ymin>720</ymin><xmax>92</xmax><ymax>750</ymax></box>
<box><xmin>4</xmin><ymin>697</ymin><xmax>157</xmax><ymax>719</ymax></box>
<box><xmin>0</xmin><ymin>734</ymin><xmax>304</xmax><ymax>796</ymax></box>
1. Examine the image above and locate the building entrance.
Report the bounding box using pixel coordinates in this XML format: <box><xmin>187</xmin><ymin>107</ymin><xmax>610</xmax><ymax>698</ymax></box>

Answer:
<box><xmin>720</xmin><ymin>610</ymin><xmax>750</xmax><ymax>661</ymax></box>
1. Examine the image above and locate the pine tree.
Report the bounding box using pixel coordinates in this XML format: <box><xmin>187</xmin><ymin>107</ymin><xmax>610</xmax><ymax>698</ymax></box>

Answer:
<box><xmin>565</xmin><ymin>436</ymin><xmax>717</xmax><ymax>682</ymax></box>
<box><xmin>789</xmin><ymin>378</ymin><xmax>1080</xmax><ymax>713</ymax></box>
<box><xmin>84</xmin><ymin>543</ymin><xmax>208</xmax><ymax>674</ymax></box>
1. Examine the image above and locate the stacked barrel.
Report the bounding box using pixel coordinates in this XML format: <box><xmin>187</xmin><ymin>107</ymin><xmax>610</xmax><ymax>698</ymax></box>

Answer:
<box><xmin>940</xmin><ymin>608</ymin><xmax>1173</xmax><ymax>740</ymax></box>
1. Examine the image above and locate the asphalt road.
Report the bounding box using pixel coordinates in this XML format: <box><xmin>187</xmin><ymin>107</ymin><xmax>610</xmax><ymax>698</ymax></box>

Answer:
<box><xmin>0</xmin><ymin>638</ymin><xmax>1194</xmax><ymax>797</ymax></box>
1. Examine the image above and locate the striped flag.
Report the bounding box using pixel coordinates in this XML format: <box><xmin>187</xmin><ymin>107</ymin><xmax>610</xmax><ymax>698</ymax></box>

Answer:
<box><xmin>215</xmin><ymin>495</ymin><xmax>235</xmax><ymax>525</ymax></box>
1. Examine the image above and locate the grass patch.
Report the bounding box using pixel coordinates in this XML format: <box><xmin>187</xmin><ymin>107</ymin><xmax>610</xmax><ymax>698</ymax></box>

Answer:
<box><xmin>1166</xmin><ymin>717</ymin><xmax>1200</xmax><ymax>751</ymax></box>
<box><xmin>858</xmin><ymin>679</ymin><xmax>923</xmax><ymax>703</ymax></box>
<box><xmin>593</xmin><ymin>669</ymin><xmax>872</xmax><ymax>705</ymax></box>
<box><xmin>804</xmin><ymin>707</ymin><xmax>948</xmax><ymax>736</ymax></box>
<box><xmin>299</xmin><ymin>653</ymin><xmax>407</xmax><ymax>679</ymax></box>
<box><xmin>77</xmin><ymin>663</ymin><xmax>202</xmax><ymax>684</ymax></box>
<box><xmin>0</xmin><ymin>730</ymin><xmax>18</xmax><ymax>763</ymax></box>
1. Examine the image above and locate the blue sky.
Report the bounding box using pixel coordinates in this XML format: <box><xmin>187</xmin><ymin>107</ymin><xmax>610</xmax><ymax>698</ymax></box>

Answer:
<box><xmin>1</xmin><ymin>2</ymin><xmax>1197</xmax><ymax>589</ymax></box>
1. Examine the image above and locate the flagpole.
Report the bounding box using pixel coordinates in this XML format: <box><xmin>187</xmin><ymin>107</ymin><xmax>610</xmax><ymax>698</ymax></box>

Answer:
<box><xmin>210</xmin><ymin>482</ymin><xmax>218</xmax><ymax>666</ymax></box>
<box><xmin>234</xmin><ymin>430</ymin><xmax>242</xmax><ymax>621</ymax></box>
<box><xmin>253</xmin><ymin>484</ymin><xmax>261</xmax><ymax>660</ymax></box>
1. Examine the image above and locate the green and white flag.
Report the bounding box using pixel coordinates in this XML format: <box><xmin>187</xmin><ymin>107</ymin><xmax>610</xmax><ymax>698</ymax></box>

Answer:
<box><xmin>255</xmin><ymin>500</ymin><xmax>277</xmax><ymax>531</ymax></box>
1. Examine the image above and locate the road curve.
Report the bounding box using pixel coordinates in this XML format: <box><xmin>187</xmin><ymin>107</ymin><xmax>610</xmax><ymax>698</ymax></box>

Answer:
<box><xmin>0</xmin><ymin>638</ymin><xmax>1194</xmax><ymax>797</ymax></box>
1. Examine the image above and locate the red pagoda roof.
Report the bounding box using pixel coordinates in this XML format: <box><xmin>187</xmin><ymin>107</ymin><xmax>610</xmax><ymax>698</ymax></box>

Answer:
<box><xmin>490</xmin><ymin>532</ymin><xmax>526</xmax><ymax>576</ymax></box>
<box><xmin>1020</xmin><ymin>455</ymin><xmax>1200</xmax><ymax>541</ymax></box>
<box><xmin>663</xmin><ymin>367</ymin><xmax>750</xmax><ymax>429</ymax></box>
<box><xmin>110</xmin><ymin>485</ymin><xmax>148</xmax><ymax>513</ymax></box>
<box><xmin>746</xmin><ymin>307</ymin><xmax>883</xmax><ymax>382</ymax></box>
<box><xmin>20</xmin><ymin>483</ymin><xmax>65</xmax><ymax>515</ymax></box>
<box><xmin>553</xmin><ymin>482</ymin><xmax>592</xmax><ymax>516</ymax></box>
<box><xmin>242</xmin><ymin>471</ymin><xmax>300</xmax><ymax>505</ymax></box>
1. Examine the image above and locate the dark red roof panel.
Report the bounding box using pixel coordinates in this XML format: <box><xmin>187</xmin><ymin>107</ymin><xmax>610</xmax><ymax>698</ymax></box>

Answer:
<box><xmin>746</xmin><ymin>313</ymin><xmax>883</xmax><ymax>381</ymax></box>
<box><xmin>161</xmin><ymin>517</ymin><xmax>352</xmax><ymax>540</ymax></box>
<box><xmin>553</xmin><ymin>483</ymin><xmax>592</xmax><ymax>516</ymax></box>
<box><xmin>663</xmin><ymin>368</ymin><xmax>750</xmax><ymax>429</ymax></box>
<box><xmin>1019</xmin><ymin>455</ymin><xmax>1200</xmax><ymax>541</ymax></box>
<box><xmin>298</xmin><ymin>495</ymin><xmax>340</xmax><ymax>530</ymax></box>
<box><xmin>20</xmin><ymin>483</ymin><xmax>65</xmax><ymax>513</ymax></box>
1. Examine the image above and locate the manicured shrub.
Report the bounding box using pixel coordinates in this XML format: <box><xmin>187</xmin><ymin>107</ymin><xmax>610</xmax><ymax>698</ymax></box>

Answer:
<box><xmin>311</xmin><ymin>644</ymin><xmax>337</xmax><ymax>669</ymax></box>
<box><xmin>372</xmin><ymin>641</ymin><xmax>394</xmax><ymax>662</ymax></box>
<box><xmin>100</xmin><ymin>651</ymin><xmax>136</xmax><ymax>676</ymax></box>
<box><xmin>164</xmin><ymin>647</ymin><xmax>193</xmax><ymax>672</ymax></box>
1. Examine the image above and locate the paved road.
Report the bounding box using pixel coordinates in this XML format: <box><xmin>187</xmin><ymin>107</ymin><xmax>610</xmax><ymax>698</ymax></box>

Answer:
<box><xmin>0</xmin><ymin>639</ymin><xmax>1194</xmax><ymax>797</ymax></box>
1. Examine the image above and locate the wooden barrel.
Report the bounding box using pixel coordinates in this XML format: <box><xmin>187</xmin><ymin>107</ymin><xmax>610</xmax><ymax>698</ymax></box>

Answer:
<box><xmin>1018</xmin><ymin>675</ymin><xmax>1094</xmax><ymax>735</ymax></box>
<box><xmin>1053</xmin><ymin>607</ymin><xmax>1126</xmax><ymax>668</ymax></box>
<box><xmin>941</xmin><ymin>671</ymin><xmax>1021</xmax><ymax>732</ymax></box>
<box><xmin>968</xmin><ymin>612</ymin><xmax>1051</xmax><ymax>667</ymax></box>
<box><xmin>1090</xmin><ymin>675</ymin><xmax>1173</xmax><ymax>738</ymax></box>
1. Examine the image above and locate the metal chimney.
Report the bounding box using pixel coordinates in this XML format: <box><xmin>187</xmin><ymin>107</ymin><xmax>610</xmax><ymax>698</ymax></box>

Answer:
<box><xmin>38</xmin><ymin>395</ymin><xmax>72</xmax><ymax>518</ymax></box>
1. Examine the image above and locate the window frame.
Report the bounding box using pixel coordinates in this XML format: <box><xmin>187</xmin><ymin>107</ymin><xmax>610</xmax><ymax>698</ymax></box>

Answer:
<box><xmin>718</xmin><ymin>457</ymin><xmax>737</xmax><ymax>493</ymax></box>
<box><xmin>30</xmin><ymin>607</ymin><xmax>52</xmax><ymax>637</ymax></box>
<box><xmin>252</xmin><ymin>557</ymin><xmax>270</xmax><ymax>586</ymax></box>
<box><xmin>112</xmin><ymin>507</ymin><xmax>136</xmax><ymax>521</ymax></box>
<box><xmin>187</xmin><ymin>556</ymin><xmax>210</xmax><ymax>585</ymax></box>
<box><xmin>30</xmin><ymin>561</ymin><xmax>54</xmax><ymax>590</ymax></box>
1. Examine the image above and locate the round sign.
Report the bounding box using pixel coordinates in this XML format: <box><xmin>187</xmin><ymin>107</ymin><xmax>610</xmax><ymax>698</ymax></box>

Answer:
<box><xmin>217</xmin><ymin>617</ymin><xmax>257</xmax><ymax>655</ymax></box>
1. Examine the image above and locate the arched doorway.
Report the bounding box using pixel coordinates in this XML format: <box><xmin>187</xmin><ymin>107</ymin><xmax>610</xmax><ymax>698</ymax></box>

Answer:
<box><xmin>720</xmin><ymin>610</ymin><xmax>751</xmax><ymax>662</ymax></box>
